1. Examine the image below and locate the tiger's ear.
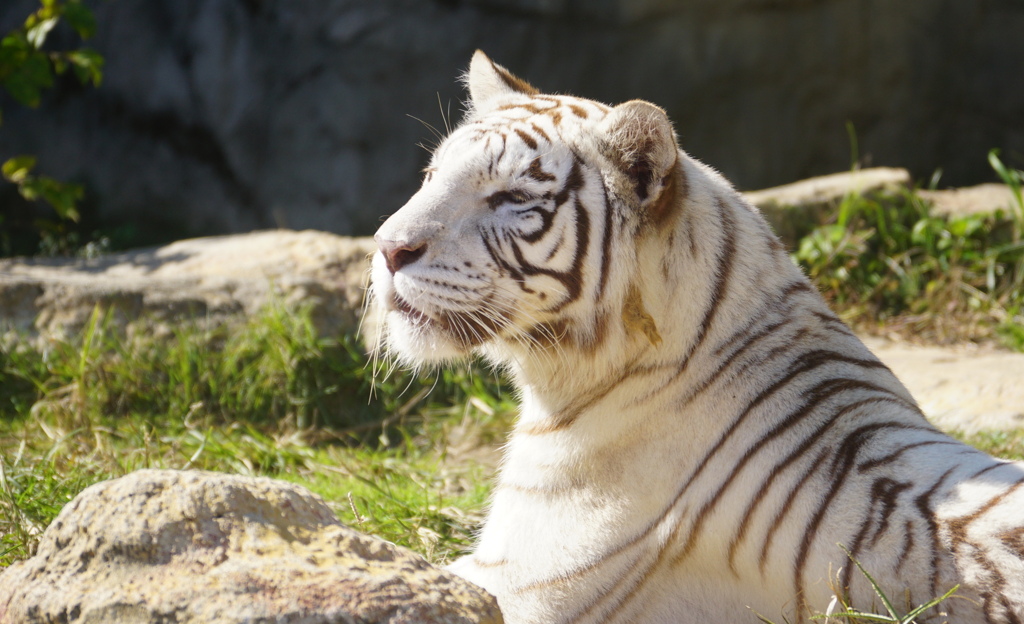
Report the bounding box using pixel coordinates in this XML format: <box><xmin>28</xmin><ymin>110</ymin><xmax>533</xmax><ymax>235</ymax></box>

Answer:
<box><xmin>600</xmin><ymin>100</ymin><xmax>680</xmax><ymax>218</ymax></box>
<box><xmin>466</xmin><ymin>50</ymin><xmax>538</xmax><ymax>112</ymax></box>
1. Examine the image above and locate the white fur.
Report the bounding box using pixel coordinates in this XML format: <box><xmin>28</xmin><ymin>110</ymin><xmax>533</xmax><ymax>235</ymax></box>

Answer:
<box><xmin>370</xmin><ymin>52</ymin><xmax>1024</xmax><ymax>624</ymax></box>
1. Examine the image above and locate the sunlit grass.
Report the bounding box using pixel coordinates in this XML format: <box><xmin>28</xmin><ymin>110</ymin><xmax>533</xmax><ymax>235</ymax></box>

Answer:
<box><xmin>755</xmin><ymin>545</ymin><xmax>959</xmax><ymax>624</ymax></box>
<box><xmin>0</xmin><ymin>302</ymin><xmax>514</xmax><ymax>567</ymax></box>
<box><xmin>955</xmin><ymin>428</ymin><xmax>1024</xmax><ymax>461</ymax></box>
<box><xmin>793</xmin><ymin>175</ymin><xmax>1024</xmax><ymax>348</ymax></box>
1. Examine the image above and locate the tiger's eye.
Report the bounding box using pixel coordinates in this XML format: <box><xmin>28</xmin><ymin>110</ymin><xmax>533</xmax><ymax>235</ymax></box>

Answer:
<box><xmin>487</xmin><ymin>190</ymin><xmax>530</xmax><ymax>210</ymax></box>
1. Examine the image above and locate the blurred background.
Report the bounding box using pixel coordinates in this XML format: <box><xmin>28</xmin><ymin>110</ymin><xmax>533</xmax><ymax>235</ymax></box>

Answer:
<box><xmin>1</xmin><ymin>0</ymin><xmax>1023</xmax><ymax>255</ymax></box>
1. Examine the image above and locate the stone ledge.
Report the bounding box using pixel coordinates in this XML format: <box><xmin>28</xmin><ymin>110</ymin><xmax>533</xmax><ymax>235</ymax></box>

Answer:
<box><xmin>743</xmin><ymin>168</ymin><xmax>912</xmax><ymax>246</ymax></box>
<box><xmin>919</xmin><ymin>183</ymin><xmax>1022</xmax><ymax>218</ymax></box>
<box><xmin>0</xmin><ymin>230</ymin><xmax>377</xmax><ymax>338</ymax></box>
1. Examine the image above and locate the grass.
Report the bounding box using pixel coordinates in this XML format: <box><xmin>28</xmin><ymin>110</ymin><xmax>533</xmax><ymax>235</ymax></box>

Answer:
<box><xmin>0</xmin><ymin>302</ymin><xmax>515</xmax><ymax>567</ymax></box>
<box><xmin>2</xmin><ymin>154</ymin><xmax>1024</xmax><ymax>622</ymax></box>
<box><xmin>755</xmin><ymin>546</ymin><xmax>959</xmax><ymax>624</ymax></box>
<box><xmin>793</xmin><ymin>152</ymin><xmax>1024</xmax><ymax>348</ymax></box>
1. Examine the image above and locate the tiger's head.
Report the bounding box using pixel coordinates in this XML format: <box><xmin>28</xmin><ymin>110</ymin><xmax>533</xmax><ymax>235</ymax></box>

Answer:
<box><xmin>371</xmin><ymin>51</ymin><xmax>683</xmax><ymax>372</ymax></box>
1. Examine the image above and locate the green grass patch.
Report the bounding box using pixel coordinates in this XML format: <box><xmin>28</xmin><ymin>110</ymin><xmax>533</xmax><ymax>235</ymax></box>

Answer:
<box><xmin>277</xmin><ymin>444</ymin><xmax>492</xmax><ymax>564</ymax></box>
<box><xmin>1</xmin><ymin>303</ymin><xmax>514</xmax><ymax>567</ymax></box>
<box><xmin>954</xmin><ymin>429</ymin><xmax>1024</xmax><ymax>461</ymax></box>
<box><xmin>794</xmin><ymin>152</ymin><xmax>1024</xmax><ymax>348</ymax></box>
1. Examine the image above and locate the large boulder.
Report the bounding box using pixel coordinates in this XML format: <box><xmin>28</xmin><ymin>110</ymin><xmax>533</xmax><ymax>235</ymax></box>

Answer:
<box><xmin>743</xmin><ymin>167</ymin><xmax>912</xmax><ymax>246</ymax></box>
<box><xmin>919</xmin><ymin>184</ymin><xmax>1023</xmax><ymax>218</ymax></box>
<box><xmin>1</xmin><ymin>1</ymin><xmax>1021</xmax><ymax>241</ymax></box>
<box><xmin>0</xmin><ymin>469</ymin><xmax>502</xmax><ymax>624</ymax></box>
<box><xmin>0</xmin><ymin>230</ymin><xmax>376</xmax><ymax>338</ymax></box>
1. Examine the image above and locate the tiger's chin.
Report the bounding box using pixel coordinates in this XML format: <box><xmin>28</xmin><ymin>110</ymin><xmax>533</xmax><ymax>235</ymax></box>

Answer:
<box><xmin>379</xmin><ymin>315</ymin><xmax>467</xmax><ymax>367</ymax></box>
<box><xmin>377</xmin><ymin>295</ymin><xmax>481</xmax><ymax>365</ymax></box>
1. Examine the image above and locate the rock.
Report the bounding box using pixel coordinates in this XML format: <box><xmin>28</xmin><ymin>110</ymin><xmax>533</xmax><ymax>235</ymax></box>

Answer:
<box><xmin>864</xmin><ymin>337</ymin><xmax>1024</xmax><ymax>434</ymax></box>
<box><xmin>0</xmin><ymin>469</ymin><xmax>503</xmax><ymax>624</ymax></box>
<box><xmin>1</xmin><ymin>1</ymin><xmax>1021</xmax><ymax>242</ymax></box>
<box><xmin>0</xmin><ymin>230</ymin><xmax>376</xmax><ymax>338</ymax></box>
<box><xmin>745</xmin><ymin>172</ymin><xmax>1022</xmax><ymax>246</ymax></box>
<box><xmin>918</xmin><ymin>184</ymin><xmax>1022</xmax><ymax>218</ymax></box>
<box><xmin>742</xmin><ymin>168</ymin><xmax>911</xmax><ymax>246</ymax></box>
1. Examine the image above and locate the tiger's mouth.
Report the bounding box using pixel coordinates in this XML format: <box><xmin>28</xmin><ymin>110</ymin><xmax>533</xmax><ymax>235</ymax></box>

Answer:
<box><xmin>387</xmin><ymin>290</ymin><xmax>508</xmax><ymax>349</ymax></box>
<box><xmin>390</xmin><ymin>293</ymin><xmax>433</xmax><ymax>326</ymax></box>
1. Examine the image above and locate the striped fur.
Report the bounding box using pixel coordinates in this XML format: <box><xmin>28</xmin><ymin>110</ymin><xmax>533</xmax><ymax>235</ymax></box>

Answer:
<box><xmin>369</xmin><ymin>51</ymin><xmax>1024</xmax><ymax>623</ymax></box>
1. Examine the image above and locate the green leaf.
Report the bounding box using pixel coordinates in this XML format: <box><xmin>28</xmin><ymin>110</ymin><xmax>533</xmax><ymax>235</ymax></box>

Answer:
<box><xmin>2</xmin><ymin>155</ymin><xmax>37</xmax><ymax>183</ymax></box>
<box><xmin>1</xmin><ymin>51</ymin><xmax>53</xmax><ymax>107</ymax></box>
<box><xmin>26</xmin><ymin>176</ymin><xmax>83</xmax><ymax>222</ymax></box>
<box><xmin>812</xmin><ymin>612</ymin><xmax>896</xmax><ymax>622</ymax></box>
<box><xmin>62</xmin><ymin>2</ymin><xmax>97</xmax><ymax>40</ymax></box>
<box><xmin>3</xmin><ymin>157</ymin><xmax>83</xmax><ymax>223</ymax></box>
<box><xmin>25</xmin><ymin>16</ymin><xmax>58</xmax><ymax>49</ymax></box>
<box><xmin>66</xmin><ymin>48</ymin><xmax>103</xmax><ymax>87</ymax></box>
<box><xmin>989</xmin><ymin>149</ymin><xmax>1014</xmax><ymax>186</ymax></box>
<box><xmin>0</xmin><ymin>32</ymin><xmax>33</xmax><ymax>71</ymax></box>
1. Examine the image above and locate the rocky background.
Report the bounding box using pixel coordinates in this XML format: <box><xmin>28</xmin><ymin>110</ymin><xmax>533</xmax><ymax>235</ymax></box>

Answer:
<box><xmin>1</xmin><ymin>0</ymin><xmax>1023</xmax><ymax>244</ymax></box>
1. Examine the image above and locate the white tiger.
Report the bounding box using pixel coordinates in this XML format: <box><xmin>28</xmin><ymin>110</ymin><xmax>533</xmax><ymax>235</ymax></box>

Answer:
<box><xmin>369</xmin><ymin>51</ymin><xmax>1024</xmax><ymax>623</ymax></box>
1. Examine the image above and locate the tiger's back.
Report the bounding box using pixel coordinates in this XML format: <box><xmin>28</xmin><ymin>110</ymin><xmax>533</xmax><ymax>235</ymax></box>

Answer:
<box><xmin>370</xmin><ymin>51</ymin><xmax>1024</xmax><ymax>623</ymax></box>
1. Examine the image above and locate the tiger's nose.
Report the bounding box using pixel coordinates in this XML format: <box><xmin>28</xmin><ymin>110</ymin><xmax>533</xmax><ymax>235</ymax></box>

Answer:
<box><xmin>376</xmin><ymin>238</ymin><xmax>427</xmax><ymax>274</ymax></box>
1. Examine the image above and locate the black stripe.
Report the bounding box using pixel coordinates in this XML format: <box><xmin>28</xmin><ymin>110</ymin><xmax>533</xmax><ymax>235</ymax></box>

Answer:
<box><xmin>511</xmin><ymin>204</ymin><xmax>588</xmax><ymax>313</ymax></box>
<box><xmin>693</xmin><ymin>198</ymin><xmax>739</xmax><ymax>352</ymax></box>
<box><xmin>686</xmin><ymin>218</ymin><xmax>698</xmax><ymax>257</ymax></box>
<box><xmin>494</xmin><ymin>64</ymin><xmax>538</xmax><ymax>95</ymax></box>
<box><xmin>729</xmin><ymin>396</ymin><xmax>913</xmax><ymax>572</ymax></box>
<box><xmin>677</xmin><ymin>379</ymin><xmax>906</xmax><ymax>563</ymax></box>
<box><xmin>596</xmin><ymin>178</ymin><xmax>613</xmax><ymax>301</ymax></box>
<box><xmin>895</xmin><ymin>519</ymin><xmax>915</xmax><ymax>574</ymax></box>
<box><xmin>544</xmin><ymin>231</ymin><xmax>566</xmax><ymax>262</ymax></box>
<box><xmin>811</xmin><ymin>309</ymin><xmax>855</xmax><ymax>335</ymax></box>
<box><xmin>668</xmin><ymin>349</ymin><xmax>891</xmax><ymax>518</ymax></box>
<box><xmin>496</xmin><ymin>102</ymin><xmax>546</xmax><ymax>115</ymax></box>
<box><xmin>711</xmin><ymin>280</ymin><xmax>812</xmax><ymax>357</ymax></box>
<box><xmin>481</xmin><ymin>227</ymin><xmax>527</xmax><ymax>288</ymax></box>
<box><xmin>480</xmin><ymin>159</ymin><xmax>587</xmax><ymax>300</ymax></box>
<box><xmin>554</xmin><ymin>157</ymin><xmax>583</xmax><ymax>206</ymax></box>
<box><xmin>970</xmin><ymin>461</ymin><xmax>1009</xmax><ymax>480</ymax></box>
<box><xmin>1000</xmin><ymin>596</ymin><xmax>1024</xmax><ymax>624</ymax></box>
<box><xmin>794</xmin><ymin>423</ymin><xmax>937</xmax><ymax>614</ymax></box>
<box><xmin>493</xmin><ymin>133</ymin><xmax>507</xmax><ymax>167</ymax></box>
<box><xmin>857</xmin><ymin>439</ymin><xmax>964</xmax><ymax>472</ymax></box>
<box><xmin>760</xmin><ymin>447</ymin><xmax>830</xmax><ymax>574</ymax></box>
<box><xmin>520</xmin><ymin>207</ymin><xmax>557</xmax><ymax>244</ymax></box>
<box><xmin>527</xmin><ymin>156</ymin><xmax>556</xmax><ymax>182</ymax></box>
<box><xmin>530</xmin><ymin>122</ymin><xmax>552</xmax><ymax>143</ymax></box>
<box><xmin>679</xmin><ymin>317</ymin><xmax>795</xmax><ymax>404</ymax></box>
<box><xmin>559</xmin><ymin>546</ymin><xmax>664</xmax><ymax>623</ymax></box>
<box><xmin>840</xmin><ymin>477</ymin><xmax>913</xmax><ymax>591</ymax></box>
<box><xmin>641</xmin><ymin>198</ymin><xmax>739</xmax><ymax>400</ymax></box>
<box><xmin>915</xmin><ymin>467</ymin><xmax>957</xmax><ymax>598</ymax></box>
